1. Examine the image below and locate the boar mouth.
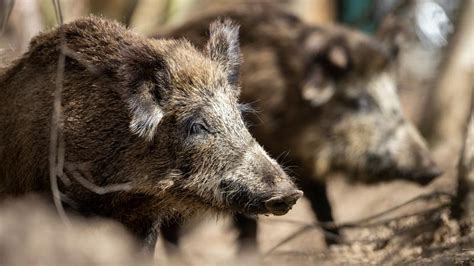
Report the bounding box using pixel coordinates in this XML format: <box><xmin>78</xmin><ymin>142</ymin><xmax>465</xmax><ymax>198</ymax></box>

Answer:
<box><xmin>347</xmin><ymin>166</ymin><xmax>442</xmax><ymax>186</ymax></box>
<box><xmin>232</xmin><ymin>196</ymin><xmax>299</xmax><ymax>216</ymax></box>
<box><xmin>351</xmin><ymin>153</ymin><xmax>443</xmax><ymax>185</ymax></box>
<box><xmin>263</xmin><ymin>191</ymin><xmax>303</xmax><ymax>216</ymax></box>
<box><xmin>219</xmin><ymin>180</ymin><xmax>302</xmax><ymax>216</ymax></box>
<box><xmin>406</xmin><ymin>168</ymin><xmax>443</xmax><ymax>185</ymax></box>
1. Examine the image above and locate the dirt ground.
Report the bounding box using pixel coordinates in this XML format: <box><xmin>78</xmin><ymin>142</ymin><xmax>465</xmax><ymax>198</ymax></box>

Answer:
<box><xmin>154</xmin><ymin>170</ymin><xmax>471</xmax><ymax>265</ymax></box>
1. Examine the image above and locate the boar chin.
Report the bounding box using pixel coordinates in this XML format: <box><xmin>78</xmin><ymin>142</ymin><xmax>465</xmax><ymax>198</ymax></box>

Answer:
<box><xmin>346</xmin><ymin>166</ymin><xmax>441</xmax><ymax>186</ymax></box>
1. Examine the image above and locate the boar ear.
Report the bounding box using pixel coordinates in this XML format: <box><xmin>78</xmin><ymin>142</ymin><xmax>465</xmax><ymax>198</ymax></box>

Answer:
<box><xmin>327</xmin><ymin>46</ymin><xmax>349</xmax><ymax>69</ymax></box>
<box><xmin>118</xmin><ymin>46</ymin><xmax>170</xmax><ymax>141</ymax></box>
<box><xmin>205</xmin><ymin>18</ymin><xmax>241</xmax><ymax>86</ymax></box>
<box><xmin>301</xmin><ymin>66</ymin><xmax>336</xmax><ymax>107</ymax></box>
<box><xmin>303</xmin><ymin>31</ymin><xmax>351</xmax><ymax>71</ymax></box>
<box><xmin>302</xmin><ymin>35</ymin><xmax>349</xmax><ymax>106</ymax></box>
<box><xmin>375</xmin><ymin>15</ymin><xmax>405</xmax><ymax>60</ymax></box>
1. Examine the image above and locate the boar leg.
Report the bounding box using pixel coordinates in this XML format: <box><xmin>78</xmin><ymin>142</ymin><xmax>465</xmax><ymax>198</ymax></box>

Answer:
<box><xmin>302</xmin><ymin>180</ymin><xmax>340</xmax><ymax>245</ymax></box>
<box><xmin>160</xmin><ymin>215</ymin><xmax>259</xmax><ymax>253</ymax></box>
<box><xmin>233</xmin><ymin>213</ymin><xmax>258</xmax><ymax>251</ymax></box>
<box><xmin>121</xmin><ymin>218</ymin><xmax>159</xmax><ymax>256</ymax></box>
<box><xmin>143</xmin><ymin>226</ymin><xmax>159</xmax><ymax>255</ymax></box>
<box><xmin>161</xmin><ymin>221</ymin><xmax>181</xmax><ymax>254</ymax></box>
<box><xmin>161</xmin><ymin>215</ymin><xmax>259</xmax><ymax>253</ymax></box>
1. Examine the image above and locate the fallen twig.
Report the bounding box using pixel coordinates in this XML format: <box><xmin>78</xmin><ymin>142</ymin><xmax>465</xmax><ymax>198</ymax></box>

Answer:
<box><xmin>263</xmin><ymin>191</ymin><xmax>454</xmax><ymax>255</ymax></box>
<box><xmin>262</xmin><ymin>191</ymin><xmax>453</xmax><ymax>229</ymax></box>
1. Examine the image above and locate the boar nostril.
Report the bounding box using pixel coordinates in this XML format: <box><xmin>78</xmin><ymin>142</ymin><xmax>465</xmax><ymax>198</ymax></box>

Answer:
<box><xmin>429</xmin><ymin>166</ymin><xmax>443</xmax><ymax>178</ymax></box>
<box><xmin>264</xmin><ymin>190</ymin><xmax>303</xmax><ymax>216</ymax></box>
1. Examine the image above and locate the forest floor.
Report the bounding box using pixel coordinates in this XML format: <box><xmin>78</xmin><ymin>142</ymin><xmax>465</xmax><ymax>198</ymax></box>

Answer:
<box><xmin>154</xmin><ymin>172</ymin><xmax>473</xmax><ymax>265</ymax></box>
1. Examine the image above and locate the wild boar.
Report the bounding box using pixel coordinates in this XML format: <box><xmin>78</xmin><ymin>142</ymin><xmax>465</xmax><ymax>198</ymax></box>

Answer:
<box><xmin>159</xmin><ymin>6</ymin><xmax>442</xmax><ymax>249</ymax></box>
<box><xmin>0</xmin><ymin>16</ymin><xmax>302</xmax><ymax>252</ymax></box>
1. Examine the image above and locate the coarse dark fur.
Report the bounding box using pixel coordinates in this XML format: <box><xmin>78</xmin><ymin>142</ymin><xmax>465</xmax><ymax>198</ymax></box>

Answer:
<box><xmin>158</xmin><ymin>5</ymin><xmax>442</xmax><ymax>250</ymax></box>
<box><xmin>0</xmin><ymin>16</ymin><xmax>303</xmax><ymax>252</ymax></box>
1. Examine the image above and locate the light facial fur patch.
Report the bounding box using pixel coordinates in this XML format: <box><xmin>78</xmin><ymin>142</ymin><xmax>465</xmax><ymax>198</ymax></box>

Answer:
<box><xmin>367</xmin><ymin>72</ymin><xmax>402</xmax><ymax>116</ymax></box>
<box><xmin>128</xmin><ymin>87</ymin><xmax>164</xmax><ymax>141</ymax></box>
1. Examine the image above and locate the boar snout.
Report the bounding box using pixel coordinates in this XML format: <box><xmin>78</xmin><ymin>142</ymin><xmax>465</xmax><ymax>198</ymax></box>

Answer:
<box><xmin>410</xmin><ymin>150</ymin><xmax>443</xmax><ymax>185</ymax></box>
<box><xmin>412</xmin><ymin>164</ymin><xmax>443</xmax><ymax>185</ymax></box>
<box><xmin>219</xmin><ymin>144</ymin><xmax>302</xmax><ymax>215</ymax></box>
<box><xmin>264</xmin><ymin>190</ymin><xmax>303</xmax><ymax>216</ymax></box>
<box><xmin>397</xmin><ymin>125</ymin><xmax>443</xmax><ymax>185</ymax></box>
<box><xmin>257</xmin><ymin>151</ymin><xmax>303</xmax><ymax>215</ymax></box>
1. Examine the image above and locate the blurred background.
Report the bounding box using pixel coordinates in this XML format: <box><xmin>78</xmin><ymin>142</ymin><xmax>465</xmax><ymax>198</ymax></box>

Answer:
<box><xmin>0</xmin><ymin>0</ymin><xmax>472</xmax><ymax>265</ymax></box>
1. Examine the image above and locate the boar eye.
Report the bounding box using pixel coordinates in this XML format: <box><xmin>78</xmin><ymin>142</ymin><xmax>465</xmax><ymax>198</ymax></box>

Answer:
<box><xmin>345</xmin><ymin>96</ymin><xmax>372</xmax><ymax>111</ymax></box>
<box><xmin>189</xmin><ymin>122</ymin><xmax>209</xmax><ymax>136</ymax></box>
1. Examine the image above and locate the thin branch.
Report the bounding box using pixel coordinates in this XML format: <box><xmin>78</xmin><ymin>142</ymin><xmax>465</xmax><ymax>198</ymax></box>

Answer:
<box><xmin>49</xmin><ymin>0</ymin><xmax>132</xmax><ymax>218</ymax></box>
<box><xmin>263</xmin><ymin>191</ymin><xmax>453</xmax><ymax>255</ymax></box>
<box><xmin>264</xmin><ymin>205</ymin><xmax>448</xmax><ymax>255</ymax></box>
<box><xmin>346</xmin><ymin>203</ymin><xmax>450</xmax><ymax>230</ymax></box>
<box><xmin>62</xmin><ymin>162</ymin><xmax>132</xmax><ymax>195</ymax></box>
<box><xmin>68</xmin><ymin>169</ymin><xmax>132</xmax><ymax>195</ymax></box>
<box><xmin>49</xmin><ymin>0</ymin><xmax>69</xmax><ymax>225</ymax></box>
<box><xmin>61</xmin><ymin>46</ymin><xmax>101</xmax><ymax>74</ymax></box>
<box><xmin>345</xmin><ymin>208</ymin><xmax>444</xmax><ymax>245</ymax></box>
<box><xmin>332</xmin><ymin>191</ymin><xmax>453</xmax><ymax>229</ymax></box>
<box><xmin>52</xmin><ymin>0</ymin><xmax>63</xmax><ymax>26</ymax></box>
<box><xmin>0</xmin><ymin>0</ymin><xmax>14</xmax><ymax>37</ymax></box>
<box><xmin>262</xmin><ymin>191</ymin><xmax>453</xmax><ymax>230</ymax></box>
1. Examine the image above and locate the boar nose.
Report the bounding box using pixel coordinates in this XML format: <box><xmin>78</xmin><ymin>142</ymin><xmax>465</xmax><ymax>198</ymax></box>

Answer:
<box><xmin>415</xmin><ymin>164</ymin><xmax>443</xmax><ymax>185</ymax></box>
<box><xmin>414</xmin><ymin>157</ymin><xmax>443</xmax><ymax>185</ymax></box>
<box><xmin>264</xmin><ymin>190</ymin><xmax>303</xmax><ymax>216</ymax></box>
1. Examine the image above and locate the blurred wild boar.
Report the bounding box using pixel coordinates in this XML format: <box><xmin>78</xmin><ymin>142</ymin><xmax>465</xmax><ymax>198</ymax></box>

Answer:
<box><xmin>0</xmin><ymin>16</ymin><xmax>302</xmax><ymax>252</ymax></box>
<box><xmin>159</xmin><ymin>6</ymin><xmax>442</xmax><ymax>249</ymax></box>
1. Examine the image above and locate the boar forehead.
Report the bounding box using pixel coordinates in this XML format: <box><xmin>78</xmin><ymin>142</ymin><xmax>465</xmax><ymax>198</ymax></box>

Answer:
<box><xmin>367</xmin><ymin>72</ymin><xmax>402</xmax><ymax>116</ymax></box>
<box><xmin>189</xmin><ymin>90</ymin><xmax>247</xmax><ymax>137</ymax></box>
<box><xmin>165</xmin><ymin>82</ymin><xmax>246</xmax><ymax>145</ymax></box>
<box><xmin>208</xmin><ymin>90</ymin><xmax>245</xmax><ymax>127</ymax></box>
<box><xmin>155</xmin><ymin>43</ymin><xmax>245</xmax><ymax>135</ymax></box>
<box><xmin>344</xmin><ymin>72</ymin><xmax>403</xmax><ymax>119</ymax></box>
